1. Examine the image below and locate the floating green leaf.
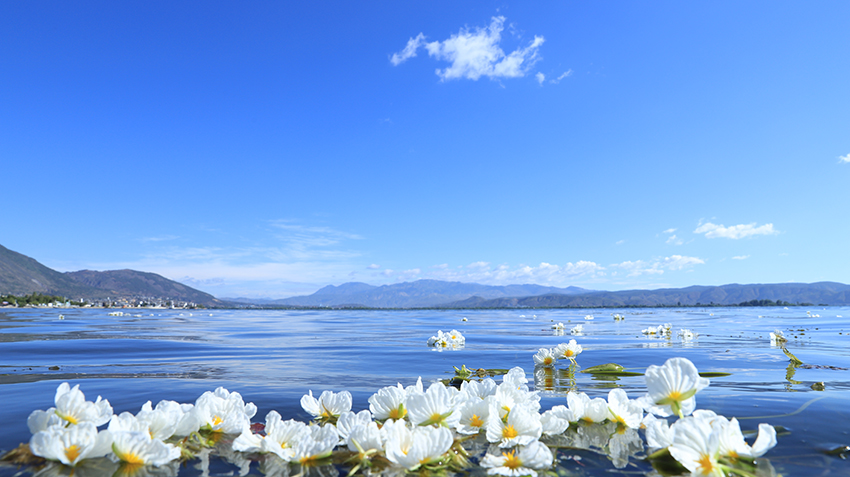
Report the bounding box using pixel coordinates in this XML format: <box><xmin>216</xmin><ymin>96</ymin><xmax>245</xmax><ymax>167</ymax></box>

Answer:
<box><xmin>698</xmin><ymin>372</ymin><xmax>732</xmax><ymax>377</ymax></box>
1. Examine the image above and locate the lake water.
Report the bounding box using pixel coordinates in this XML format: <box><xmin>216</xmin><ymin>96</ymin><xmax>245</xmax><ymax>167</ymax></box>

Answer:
<box><xmin>2</xmin><ymin>306</ymin><xmax>850</xmax><ymax>476</ymax></box>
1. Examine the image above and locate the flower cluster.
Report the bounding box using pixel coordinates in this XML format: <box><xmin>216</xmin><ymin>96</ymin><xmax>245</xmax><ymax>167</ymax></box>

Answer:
<box><xmin>16</xmin><ymin>357</ymin><xmax>777</xmax><ymax>477</ymax></box>
<box><xmin>427</xmin><ymin>329</ymin><xmax>465</xmax><ymax>350</ymax></box>
<box><xmin>533</xmin><ymin>339</ymin><xmax>582</xmax><ymax>367</ymax></box>
<box><xmin>642</xmin><ymin>323</ymin><xmax>673</xmax><ymax>335</ymax></box>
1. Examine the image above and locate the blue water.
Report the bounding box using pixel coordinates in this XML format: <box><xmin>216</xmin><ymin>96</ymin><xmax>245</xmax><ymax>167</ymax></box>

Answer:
<box><xmin>2</xmin><ymin>307</ymin><xmax>850</xmax><ymax>476</ymax></box>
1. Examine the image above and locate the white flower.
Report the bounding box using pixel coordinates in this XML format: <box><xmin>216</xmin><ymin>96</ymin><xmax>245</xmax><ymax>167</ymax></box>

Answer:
<box><xmin>606</xmin><ymin>389</ymin><xmax>643</xmax><ymax>429</ymax></box>
<box><xmin>426</xmin><ymin>329</ymin><xmax>465</xmax><ymax>349</ymax></box>
<box><xmin>486</xmin><ymin>404</ymin><xmax>542</xmax><ymax>448</ymax></box>
<box><xmin>384</xmin><ymin>423</ymin><xmax>453</xmax><ymax>470</ymax></box>
<box><xmin>406</xmin><ymin>381</ymin><xmax>459</xmax><ymax>428</ymax></box>
<box><xmin>551</xmin><ymin>322</ymin><xmax>565</xmax><ymax>330</ymax></box>
<box><xmin>192</xmin><ymin>387</ymin><xmax>257</xmax><ymax>434</ymax></box>
<box><xmin>33</xmin><ymin>383</ymin><xmax>113</xmax><ymax>428</ymax></box>
<box><xmin>532</xmin><ymin>348</ymin><xmax>557</xmax><ymax>367</ymax></box>
<box><xmin>136</xmin><ymin>400</ymin><xmax>187</xmax><ymax>441</ymax></box>
<box><xmin>641</xmin><ymin>357</ymin><xmax>710</xmax><ymax>418</ymax></box>
<box><xmin>570</xmin><ymin>324</ymin><xmax>584</xmax><ymax>335</ymax></box>
<box><xmin>109</xmin><ymin>431</ymin><xmax>180</xmax><ymax>467</ymax></box>
<box><xmin>713</xmin><ymin>417</ymin><xmax>777</xmax><ymax>460</ymax></box>
<box><xmin>232</xmin><ymin>410</ymin><xmax>310</xmax><ymax>461</ymax></box>
<box><xmin>479</xmin><ymin>440</ymin><xmax>553</xmax><ymax>477</ymax></box>
<box><xmin>455</xmin><ymin>396</ymin><xmax>493</xmax><ymax>435</ymax></box>
<box><xmin>567</xmin><ymin>392</ymin><xmax>608</xmax><ymax>424</ymax></box>
<box><xmin>368</xmin><ymin>384</ymin><xmax>408</xmax><ymax>421</ymax></box>
<box><xmin>300</xmin><ymin>390</ymin><xmax>352</xmax><ymax>422</ymax></box>
<box><xmin>553</xmin><ymin>340</ymin><xmax>582</xmax><ymax>364</ymax></box>
<box><xmin>679</xmin><ymin>329</ymin><xmax>698</xmax><ymax>341</ymax></box>
<box><xmin>540</xmin><ymin>405</ymin><xmax>571</xmax><ymax>435</ymax></box>
<box><xmin>459</xmin><ymin>378</ymin><xmax>498</xmax><ymax>402</ymax></box>
<box><xmin>336</xmin><ymin>410</ymin><xmax>373</xmax><ymax>445</ymax></box>
<box><xmin>584</xmin><ymin>314</ymin><xmax>594</xmax><ymax>320</ymax></box>
<box><xmin>667</xmin><ymin>417</ymin><xmax>724</xmax><ymax>477</ymax></box>
<box><xmin>769</xmin><ymin>329</ymin><xmax>786</xmax><ymax>346</ymax></box>
<box><xmin>293</xmin><ymin>424</ymin><xmax>338</xmax><ymax>465</ymax></box>
<box><xmin>30</xmin><ymin>421</ymin><xmax>113</xmax><ymax>466</ymax></box>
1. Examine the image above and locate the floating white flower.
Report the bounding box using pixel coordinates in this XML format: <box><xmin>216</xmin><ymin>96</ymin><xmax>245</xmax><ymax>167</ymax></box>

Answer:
<box><xmin>346</xmin><ymin>420</ymin><xmax>383</xmax><ymax>456</ymax></box>
<box><xmin>485</xmin><ymin>404</ymin><xmax>542</xmax><ymax>448</ymax></box>
<box><xmin>459</xmin><ymin>378</ymin><xmax>498</xmax><ymax>402</ymax></box>
<box><xmin>192</xmin><ymin>387</ymin><xmax>257</xmax><ymax>434</ymax></box>
<box><xmin>336</xmin><ymin>410</ymin><xmax>373</xmax><ymax>445</ymax></box>
<box><xmin>109</xmin><ymin>431</ymin><xmax>180</xmax><ymax>467</ymax></box>
<box><xmin>551</xmin><ymin>322</ymin><xmax>565</xmax><ymax>330</ymax></box>
<box><xmin>570</xmin><ymin>324</ymin><xmax>584</xmax><ymax>335</ymax></box>
<box><xmin>667</xmin><ymin>417</ymin><xmax>723</xmax><ymax>477</ymax></box>
<box><xmin>301</xmin><ymin>390</ymin><xmax>352</xmax><ymax>423</ymax></box>
<box><xmin>553</xmin><ymin>340</ymin><xmax>582</xmax><ymax>364</ymax></box>
<box><xmin>479</xmin><ymin>440</ymin><xmax>553</xmax><ymax>477</ymax></box>
<box><xmin>135</xmin><ymin>400</ymin><xmax>189</xmax><ymax>441</ymax></box>
<box><xmin>642</xmin><ymin>357</ymin><xmax>710</xmax><ymax>418</ymax></box>
<box><xmin>455</xmin><ymin>396</ymin><xmax>493</xmax><ymax>435</ymax></box>
<box><xmin>540</xmin><ymin>405</ymin><xmax>572</xmax><ymax>435</ymax></box>
<box><xmin>642</xmin><ymin>323</ymin><xmax>673</xmax><ymax>336</ymax></box>
<box><xmin>29</xmin><ymin>383</ymin><xmax>114</xmax><ymax>430</ymax></box>
<box><xmin>426</xmin><ymin>329</ymin><xmax>465</xmax><ymax>350</ymax></box>
<box><xmin>292</xmin><ymin>424</ymin><xmax>338</xmax><ymax>466</ymax></box>
<box><xmin>30</xmin><ymin>421</ymin><xmax>112</xmax><ymax>466</ymax></box>
<box><xmin>769</xmin><ymin>329</ymin><xmax>786</xmax><ymax>346</ymax></box>
<box><xmin>532</xmin><ymin>348</ymin><xmax>557</xmax><ymax>367</ymax></box>
<box><xmin>584</xmin><ymin>314</ymin><xmax>594</xmax><ymax>320</ymax></box>
<box><xmin>368</xmin><ymin>384</ymin><xmax>408</xmax><ymax>421</ymax></box>
<box><xmin>384</xmin><ymin>423</ymin><xmax>453</xmax><ymax>470</ymax></box>
<box><xmin>612</xmin><ymin>314</ymin><xmax>625</xmax><ymax>321</ymax></box>
<box><xmin>713</xmin><ymin>416</ymin><xmax>777</xmax><ymax>460</ymax></box>
<box><xmin>406</xmin><ymin>381</ymin><xmax>459</xmax><ymax>428</ymax></box>
<box><xmin>679</xmin><ymin>329</ymin><xmax>698</xmax><ymax>341</ymax></box>
<box><xmin>606</xmin><ymin>389</ymin><xmax>643</xmax><ymax>429</ymax></box>
<box><xmin>566</xmin><ymin>392</ymin><xmax>608</xmax><ymax>424</ymax></box>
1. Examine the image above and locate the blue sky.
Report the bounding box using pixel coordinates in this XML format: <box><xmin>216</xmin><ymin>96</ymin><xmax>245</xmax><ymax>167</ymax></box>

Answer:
<box><xmin>2</xmin><ymin>1</ymin><xmax>848</xmax><ymax>299</ymax></box>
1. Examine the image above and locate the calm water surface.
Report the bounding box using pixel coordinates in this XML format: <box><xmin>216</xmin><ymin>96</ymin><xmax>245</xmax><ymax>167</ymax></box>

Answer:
<box><xmin>2</xmin><ymin>307</ymin><xmax>850</xmax><ymax>476</ymax></box>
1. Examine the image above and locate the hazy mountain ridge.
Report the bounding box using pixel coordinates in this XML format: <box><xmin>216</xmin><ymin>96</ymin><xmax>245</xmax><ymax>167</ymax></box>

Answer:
<box><xmin>441</xmin><ymin>282</ymin><xmax>850</xmax><ymax>308</ymax></box>
<box><xmin>273</xmin><ymin>279</ymin><xmax>593</xmax><ymax>308</ymax></box>
<box><xmin>0</xmin><ymin>244</ymin><xmax>222</xmax><ymax>306</ymax></box>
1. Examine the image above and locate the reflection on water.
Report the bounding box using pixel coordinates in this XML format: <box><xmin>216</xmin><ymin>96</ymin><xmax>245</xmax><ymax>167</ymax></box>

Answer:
<box><xmin>2</xmin><ymin>306</ymin><xmax>850</xmax><ymax>476</ymax></box>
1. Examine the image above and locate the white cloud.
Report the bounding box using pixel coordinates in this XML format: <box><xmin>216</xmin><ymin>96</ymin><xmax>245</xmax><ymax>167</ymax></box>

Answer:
<box><xmin>390</xmin><ymin>33</ymin><xmax>426</xmax><ymax>66</ymax></box>
<box><xmin>732</xmin><ymin>255</ymin><xmax>750</xmax><ymax>260</ymax></box>
<box><xmin>615</xmin><ymin>239</ymin><xmax>625</xmax><ymax>245</ymax></box>
<box><xmin>392</xmin><ymin>16</ymin><xmax>545</xmax><ymax>81</ymax></box>
<box><xmin>611</xmin><ymin>255</ymin><xmax>704</xmax><ymax>277</ymax></box>
<box><xmin>694</xmin><ymin>221</ymin><xmax>779</xmax><ymax>239</ymax></box>
<box><xmin>662</xmin><ymin>228</ymin><xmax>677</xmax><ymax>234</ymax></box>
<box><xmin>420</xmin><ymin>260</ymin><xmax>605</xmax><ymax>285</ymax></box>
<box><xmin>535</xmin><ymin>72</ymin><xmax>545</xmax><ymax>85</ymax></box>
<box><xmin>367</xmin><ymin>264</ymin><xmax>381</xmax><ymax>269</ymax></box>
<box><xmin>666</xmin><ymin>234</ymin><xmax>683</xmax><ymax>245</ymax></box>
<box><xmin>139</xmin><ymin>235</ymin><xmax>179</xmax><ymax>243</ymax></box>
<box><xmin>550</xmin><ymin>70</ymin><xmax>572</xmax><ymax>83</ymax></box>
<box><xmin>840</xmin><ymin>153</ymin><xmax>850</xmax><ymax>163</ymax></box>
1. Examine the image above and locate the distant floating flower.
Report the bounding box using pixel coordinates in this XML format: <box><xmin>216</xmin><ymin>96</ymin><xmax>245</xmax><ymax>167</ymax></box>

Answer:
<box><xmin>479</xmin><ymin>440</ymin><xmax>553</xmax><ymax>477</ymax></box>
<box><xmin>532</xmin><ymin>348</ymin><xmax>557</xmax><ymax>367</ymax></box>
<box><xmin>769</xmin><ymin>329</ymin><xmax>787</xmax><ymax>346</ymax></box>
<box><xmin>427</xmin><ymin>329</ymin><xmax>465</xmax><ymax>350</ymax></box>
<box><xmin>570</xmin><ymin>324</ymin><xmax>584</xmax><ymax>335</ymax></box>
<box><xmin>641</xmin><ymin>357</ymin><xmax>709</xmax><ymax>418</ymax></box>
<box><xmin>642</xmin><ymin>324</ymin><xmax>672</xmax><ymax>336</ymax></box>
<box><xmin>584</xmin><ymin>314</ymin><xmax>594</xmax><ymax>320</ymax></box>
<box><xmin>612</xmin><ymin>313</ymin><xmax>625</xmax><ymax>321</ymax></box>
<box><xmin>551</xmin><ymin>322</ymin><xmax>565</xmax><ymax>330</ymax></box>
<box><xmin>553</xmin><ymin>340</ymin><xmax>582</xmax><ymax>364</ymax></box>
<box><xmin>678</xmin><ymin>329</ymin><xmax>698</xmax><ymax>341</ymax></box>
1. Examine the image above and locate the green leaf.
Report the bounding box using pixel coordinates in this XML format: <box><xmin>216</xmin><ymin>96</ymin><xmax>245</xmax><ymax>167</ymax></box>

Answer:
<box><xmin>698</xmin><ymin>372</ymin><xmax>732</xmax><ymax>377</ymax></box>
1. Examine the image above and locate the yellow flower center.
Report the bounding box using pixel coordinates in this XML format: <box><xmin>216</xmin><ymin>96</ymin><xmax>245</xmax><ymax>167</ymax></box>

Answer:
<box><xmin>57</xmin><ymin>411</ymin><xmax>78</xmax><ymax>425</ymax></box>
<box><xmin>502</xmin><ymin>450</ymin><xmax>523</xmax><ymax>470</ymax></box>
<box><xmin>543</xmin><ymin>357</ymin><xmax>554</xmax><ymax>365</ymax></box>
<box><xmin>299</xmin><ymin>456</ymin><xmax>318</xmax><ymax>466</ymax></box>
<box><xmin>697</xmin><ymin>454</ymin><xmax>715</xmax><ymax>474</ymax></box>
<box><xmin>470</xmin><ymin>414</ymin><xmax>484</xmax><ymax>428</ymax></box>
<box><xmin>667</xmin><ymin>391</ymin><xmax>682</xmax><ymax>402</ymax></box>
<box><xmin>121</xmin><ymin>451</ymin><xmax>145</xmax><ymax>465</ymax></box>
<box><xmin>502</xmin><ymin>424</ymin><xmax>518</xmax><ymax>439</ymax></box>
<box><xmin>388</xmin><ymin>406</ymin><xmax>407</xmax><ymax>420</ymax></box>
<box><xmin>564</xmin><ymin>350</ymin><xmax>575</xmax><ymax>357</ymax></box>
<box><xmin>65</xmin><ymin>445</ymin><xmax>81</xmax><ymax>463</ymax></box>
<box><xmin>212</xmin><ymin>415</ymin><xmax>223</xmax><ymax>426</ymax></box>
<box><xmin>429</xmin><ymin>412</ymin><xmax>444</xmax><ymax>424</ymax></box>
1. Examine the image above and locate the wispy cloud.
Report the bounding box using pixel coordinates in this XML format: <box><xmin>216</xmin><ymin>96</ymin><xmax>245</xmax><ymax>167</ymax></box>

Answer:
<box><xmin>550</xmin><ymin>70</ymin><xmax>572</xmax><ymax>83</ymax></box>
<box><xmin>139</xmin><ymin>235</ymin><xmax>179</xmax><ymax>243</ymax></box>
<box><xmin>391</xmin><ymin>16</ymin><xmax>544</xmax><ymax>81</ymax></box>
<box><xmin>408</xmin><ymin>260</ymin><xmax>605</xmax><ymax>285</ymax></box>
<box><xmin>694</xmin><ymin>221</ymin><xmax>779</xmax><ymax>239</ymax></box>
<box><xmin>367</xmin><ymin>264</ymin><xmax>381</xmax><ymax>269</ymax></box>
<box><xmin>535</xmin><ymin>72</ymin><xmax>545</xmax><ymax>85</ymax></box>
<box><xmin>666</xmin><ymin>235</ymin><xmax>683</xmax><ymax>245</ymax></box>
<box><xmin>732</xmin><ymin>255</ymin><xmax>750</xmax><ymax>260</ymax></box>
<box><xmin>611</xmin><ymin>255</ymin><xmax>704</xmax><ymax>277</ymax></box>
<box><xmin>839</xmin><ymin>153</ymin><xmax>850</xmax><ymax>164</ymax></box>
<box><xmin>662</xmin><ymin>228</ymin><xmax>677</xmax><ymax>234</ymax></box>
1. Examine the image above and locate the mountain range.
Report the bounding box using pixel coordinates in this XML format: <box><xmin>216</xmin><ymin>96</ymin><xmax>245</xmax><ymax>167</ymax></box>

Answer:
<box><xmin>3</xmin><ymin>243</ymin><xmax>849</xmax><ymax>308</ymax></box>
<box><xmin>0</xmin><ymin>243</ymin><xmax>223</xmax><ymax>307</ymax></box>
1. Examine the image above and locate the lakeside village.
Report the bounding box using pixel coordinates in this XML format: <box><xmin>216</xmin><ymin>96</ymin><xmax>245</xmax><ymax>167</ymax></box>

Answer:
<box><xmin>0</xmin><ymin>292</ymin><xmax>206</xmax><ymax>310</ymax></box>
